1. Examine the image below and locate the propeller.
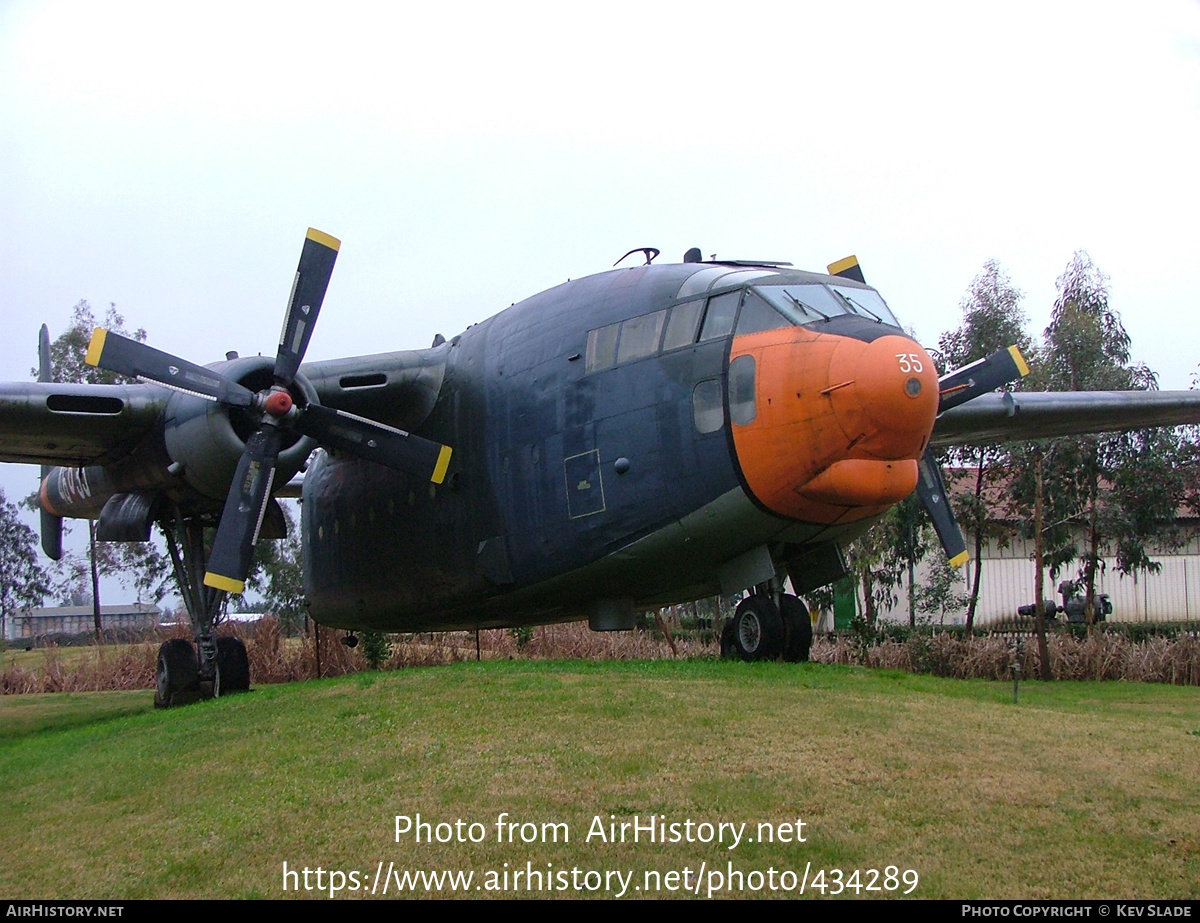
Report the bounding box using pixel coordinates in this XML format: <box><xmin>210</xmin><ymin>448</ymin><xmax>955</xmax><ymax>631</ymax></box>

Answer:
<box><xmin>828</xmin><ymin>255</ymin><xmax>1029</xmax><ymax>566</ymax></box>
<box><xmin>937</xmin><ymin>345</ymin><xmax>1030</xmax><ymax>413</ymax></box>
<box><xmin>915</xmin><ymin>345</ymin><xmax>1030</xmax><ymax>566</ymax></box>
<box><xmin>85</xmin><ymin>228</ymin><xmax>453</xmax><ymax>594</ymax></box>
<box><xmin>916</xmin><ymin>448</ymin><xmax>968</xmax><ymax>567</ymax></box>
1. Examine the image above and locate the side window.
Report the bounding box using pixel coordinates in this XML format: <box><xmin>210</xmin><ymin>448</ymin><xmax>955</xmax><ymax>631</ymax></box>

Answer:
<box><xmin>586</xmin><ymin>323</ymin><xmax>620</xmax><ymax>372</ymax></box>
<box><xmin>662</xmin><ymin>300</ymin><xmax>703</xmax><ymax>351</ymax></box>
<box><xmin>735</xmin><ymin>291</ymin><xmax>791</xmax><ymax>336</ymax></box>
<box><xmin>615</xmin><ymin>309</ymin><xmax>666</xmax><ymax>364</ymax></box>
<box><xmin>692</xmin><ymin>378</ymin><xmax>723</xmax><ymax>434</ymax></box>
<box><xmin>699</xmin><ymin>290</ymin><xmax>741</xmax><ymax>341</ymax></box>
<box><xmin>729</xmin><ymin>354</ymin><xmax>757</xmax><ymax>425</ymax></box>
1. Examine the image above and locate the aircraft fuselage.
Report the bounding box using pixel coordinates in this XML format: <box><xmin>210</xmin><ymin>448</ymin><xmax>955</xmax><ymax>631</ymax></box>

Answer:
<box><xmin>302</xmin><ymin>261</ymin><xmax>937</xmax><ymax>632</ymax></box>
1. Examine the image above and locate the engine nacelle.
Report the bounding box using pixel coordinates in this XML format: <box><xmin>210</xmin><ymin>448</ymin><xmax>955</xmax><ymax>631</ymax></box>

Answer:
<box><xmin>163</xmin><ymin>355</ymin><xmax>318</xmax><ymax>501</ymax></box>
<box><xmin>40</xmin><ymin>356</ymin><xmax>319</xmax><ymax>522</ymax></box>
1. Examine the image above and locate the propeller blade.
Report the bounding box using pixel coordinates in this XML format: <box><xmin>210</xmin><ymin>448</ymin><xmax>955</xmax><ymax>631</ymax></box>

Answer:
<box><xmin>274</xmin><ymin>228</ymin><xmax>340</xmax><ymax>386</ymax></box>
<box><xmin>916</xmin><ymin>447</ymin><xmax>968</xmax><ymax>568</ymax></box>
<box><xmin>827</xmin><ymin>255</ymin><xmax>866</xmax><ymax>283</ymax></box>
<box><xmin>203</xmin><ymin>427</ymin><xmax>283</xmax><ymax>594</ymax></box>
<box><xmin>293</xmin><ymin>403</ymin><xmax>452</xmax><ymax>484</ymax></box>
<box><xmin>85</xmin><ymin>328</ymin><xmax>255</xmax><ymax>406</ymax></box>
<box><xmin>938</xmin><ymin>345</ymin><xmax>1030</xmax><ymax>414</ymax></box>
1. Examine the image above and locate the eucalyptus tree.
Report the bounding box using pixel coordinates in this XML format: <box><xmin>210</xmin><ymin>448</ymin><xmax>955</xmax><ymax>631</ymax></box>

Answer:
<box><xmin>1040</xmin><ymin>252</ymin><xmax>1175</xmax><ymax>627</ymax></box>
<box><xmin>937</xmin><ymin>260</ymin><xmax>1032</xmax><ymax>630</ymax></box>
<box><xmin>0</xmin><ymin>489</ymin><xmax>50</xmax><ymax>638</ymax></box>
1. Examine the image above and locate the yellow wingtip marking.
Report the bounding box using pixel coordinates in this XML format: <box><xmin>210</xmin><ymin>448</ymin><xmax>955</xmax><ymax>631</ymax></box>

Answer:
<box><xmin>1008</xmin><ymin>344</ymin><xmax>1030</xmax><ymax>378</ymax></box>
<box><xmin>948</xmin><ymin>550</ymin><xmax>970</xmax><ymax>568</ymax></box>
<box><xmin>430</xmin><ymin>445</ymin><xmax>453</xmax><ymax>484</ymax></box>
<box><xmin>204</xmin><ymin>572</ymin><xmax>245</xmax><ymax>594</ymax></box>
<box><xmin>85</xmin><ymin>328</ymin><xmax>107</xmax><ymax>368</ymax></box>
<box><xmin>306</xmin><ymin>228</ymin><xmax>341</xmax><ymax>252</ymax></box>
<box><xmin>827</xmin><ymin>255</ymin><xmax>859</xmax><ymax>276</ymax></box>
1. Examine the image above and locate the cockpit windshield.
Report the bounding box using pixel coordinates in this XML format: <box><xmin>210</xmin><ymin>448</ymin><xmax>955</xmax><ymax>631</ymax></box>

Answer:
<box><xmin>753</xmin><ymin>283</ymin><xmax>900</xmax><ymax>327</ymax></box>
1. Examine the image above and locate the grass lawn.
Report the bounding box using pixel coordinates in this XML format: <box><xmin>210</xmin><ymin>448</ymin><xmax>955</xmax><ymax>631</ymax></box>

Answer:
<box><xmin>0</xmin><ymin>659</ymin><xmax>1196</xmax><ymax>899</ymax></box>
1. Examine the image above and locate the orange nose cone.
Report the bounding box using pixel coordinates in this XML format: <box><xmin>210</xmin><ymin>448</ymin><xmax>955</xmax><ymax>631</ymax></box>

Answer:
<box><xmin>728</xmin><ymin>325</ymin><xmax>939</xmax><ymax>527</ymax></box>
<box><xmin>853</xmin><ymin>336</ymin><xmax>938</xmax><ymax>451</ymax></box>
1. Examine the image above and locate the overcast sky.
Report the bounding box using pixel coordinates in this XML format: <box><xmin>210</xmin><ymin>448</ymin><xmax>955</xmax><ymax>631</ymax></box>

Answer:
<box><xmin>2</xmin><ymin>1</ymin><xmax>1199</xmax><ymax>598</ymax></box>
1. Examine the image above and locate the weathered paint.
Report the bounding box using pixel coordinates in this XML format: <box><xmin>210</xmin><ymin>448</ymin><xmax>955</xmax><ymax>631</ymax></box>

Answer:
<box><xmin>303</xmin><ymin>262</ymin><xmax>932</xmax><ymax>631</ymax></box>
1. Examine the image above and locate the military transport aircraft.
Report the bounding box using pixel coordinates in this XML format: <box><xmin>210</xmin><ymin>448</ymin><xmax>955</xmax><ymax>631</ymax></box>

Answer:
<box><xmin>3</xmin><ymin>229</ymin><xmax>1199</xmax><ymax>705</ymax></box>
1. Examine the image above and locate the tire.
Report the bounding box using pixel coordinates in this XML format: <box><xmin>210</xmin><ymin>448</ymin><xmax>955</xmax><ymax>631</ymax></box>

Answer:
<box><xmin>720</xmin><ymin>618</ymin><xmax>738</xmax><ymax>659</ymax></box>
<box><xmin>154</xmin><ymin>639</ymin><xmax>199</xmax><ymax>708</ymax></box>
<box><xmin>730</xmin><ymin>597</ymin><xmax>784</xmax><ymax>662</ymax></box>
<box><xmin>216</xmin><ymin>637</ymin><xmax>250</xmax><ymax>695</ymax></box>
<box><xmin>779</xmin><ymin>594</ymin><xmax>813</xmax><ymax>662</ymax></box>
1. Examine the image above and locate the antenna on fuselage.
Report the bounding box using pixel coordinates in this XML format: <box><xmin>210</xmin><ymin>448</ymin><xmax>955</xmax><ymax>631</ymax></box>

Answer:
<box><xmin>613</xmin><ymin>247</ymin><xmax>660</xmax><ymax>267</ymax></box>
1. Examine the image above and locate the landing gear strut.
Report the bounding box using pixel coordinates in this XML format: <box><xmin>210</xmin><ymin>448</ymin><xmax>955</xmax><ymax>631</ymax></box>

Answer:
<box><xmin>155</xmin><ymin>508</ymin><xmax>250</xmax><ymax>706</ymax></box>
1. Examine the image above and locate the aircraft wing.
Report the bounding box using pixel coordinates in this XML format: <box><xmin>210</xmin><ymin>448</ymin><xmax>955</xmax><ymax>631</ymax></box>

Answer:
<box><xmin>932</xmin><ymin>390</ymin><xmax>1200</xmax><ymax>447</ymax></box>
<box><xmin>0</xmin><ymin>381</ymin><xmax>166</xmax><ymax>466</ymax></box>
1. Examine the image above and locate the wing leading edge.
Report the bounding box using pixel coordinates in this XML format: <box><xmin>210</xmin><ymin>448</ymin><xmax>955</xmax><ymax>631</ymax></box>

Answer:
<box><xmin>932</xmin><ymin>390</ymin><xmax>1200</xmax><ymax>447</ymax></box>
<box><xmin>0</xmin><ymin>381</ymin><xmax>167</xmax><ymax>467</ymax></box>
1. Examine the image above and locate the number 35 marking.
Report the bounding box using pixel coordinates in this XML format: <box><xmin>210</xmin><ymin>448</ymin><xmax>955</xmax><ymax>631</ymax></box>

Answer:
<box><xmin>896</xmin><ymin>353</ymin><xmax>923</xmax><ymax>373</ymax></box>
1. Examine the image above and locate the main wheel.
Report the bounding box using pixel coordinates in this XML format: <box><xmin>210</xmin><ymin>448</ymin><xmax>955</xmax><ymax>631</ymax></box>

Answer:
<box><xmin>720</xmin><ymin>618</ymin><xmax>737</xmax><ymax>659</ymax></box>
<box><xmin>216</xmin><ymin>637</ymin><xmax>250</xmax><ymax>695</ymax></box>
<box><xmin>730</xmin><ymin>597</ymin><xmax>784</xmax><ymax>662</ymax></box>
<box><xmin>779</xmin><ymin>594</ymin><xmax>814</xmax><ymax>662</ymax></box>
<box><xmin>154</xmin><ymin>639</ymin><xmax>200</xmax><ymax>708</ymax></box>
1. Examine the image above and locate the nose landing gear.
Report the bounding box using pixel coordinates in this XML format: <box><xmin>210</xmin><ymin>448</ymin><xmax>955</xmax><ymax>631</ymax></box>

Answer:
<box><xmin>721</xmin><ymin>591</ymin><xmax>813</xmax><ymax>663</ymax></box>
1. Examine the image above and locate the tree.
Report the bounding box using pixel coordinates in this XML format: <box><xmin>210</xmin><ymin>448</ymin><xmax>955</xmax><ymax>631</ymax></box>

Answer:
<box><xmin>243</xmin><ymin>502</ymin><xmax>306</xmax><ymax>632</ymax></box>
<box><xmin>38</xmin><ymin>301</ymin><xmax>146</xmax><ymax>385</ymax></box>
<box><xmin>1006</xmin><ymin>253</ymin><xmax>1182</xmax><ymax>666</ymax></box>
<box><xmin>937</xmin><ymin>260</ymin><xmax>1032</xmax><ymax>630</ymax></box>
<box><xmin>0</xmin><ymin>489</ymin><xmax>51</xmax><ymax>638</ymax></box>
<box><xmin>40</xmin><ymin>303</ymin><xmax>167</xmax><ymax>629</ymax></box>
<box><xmin>1041</xmin><ymin>252</ymin><xmax>1171</xmax><ymax>627</ymax></box>
<box><xmin>50</xmin><ymin>541</ymin><xmax>171</xmax><ymax>606</ymax></box>
<box><xmin>844</xmin><ymin>496</ymin><xmax>928</xmax><ymax>628</ymax></box>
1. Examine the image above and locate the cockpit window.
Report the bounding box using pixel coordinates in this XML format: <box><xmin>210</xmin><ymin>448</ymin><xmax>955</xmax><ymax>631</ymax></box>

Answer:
<box><xmin>754</xmin><ymin>284</ymin><xmax>845</xmax><ymax>323</ymax></box>
<box><xmin>676</xmin><ymin>267</ymin><xmax>776</xmax><ymax>300</ymax></box>
<box><xmin>753</xmin><ymin>283</ymin><xmax>899</xmax><ymax>327</ymax></box>
<box><xmin>616</xmin><ymin>309</ymin><xmax>666</xmax><ymax>363</ymax></box>
<box><xmin>676</xmin><ymin>267</ymin><xmax>733</xmax><ymax>299</ymax></box>
<box><xmin>699</xmin><ymin>290</ymin><xmax>740</xmax><ymax>341</ymax></box>
<box><xmin>662</xmin><ymin>300</ymin><xmax>703</xmax><ymax>350</ymax></box>
<box><xmin>829</xmin><ymin>285</ymin><xmax>899</xmax><ymax>326</ymax></box>
<box><xmin>735</xmin><ymin>290</ymin><xmax>792</xmax><ymax>335</ymax></box>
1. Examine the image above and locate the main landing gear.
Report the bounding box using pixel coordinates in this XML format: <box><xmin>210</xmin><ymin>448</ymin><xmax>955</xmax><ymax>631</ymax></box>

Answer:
<box><xmin>721</xmin><ymin>588</ymin><xmax>813</xmax><ymax>663</ymax></box>
<box><xmin>154</xmin><ymin>510</ymin><xmax>251</xmax><ymax>708</ymax></box>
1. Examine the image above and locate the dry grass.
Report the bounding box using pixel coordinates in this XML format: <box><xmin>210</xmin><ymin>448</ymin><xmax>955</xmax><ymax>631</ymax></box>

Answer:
<box><xmin>812</xmin><ymin>632</ymin><xmax>1200</xmax><ymax>684</ymax></box>
<box><xmin>3</xmin><ymin>618</ymin><xmax>1198</xmax><ymax>693</ymax></box>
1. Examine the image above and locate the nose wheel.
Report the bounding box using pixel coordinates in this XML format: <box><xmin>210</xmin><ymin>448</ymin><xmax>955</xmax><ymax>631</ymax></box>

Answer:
<box><xmin>778</xmin><ymin>594</ymin><xmax>813</xmax><ymax>662</ymax></box>
<box><xmin>726</xmin><ymin>596</ymin><xmax>785</xmax><ymax>661</ymax></box>
<box><xmin>721</xmin><ymin>593</ymin><xmax>812</xmax><ymax>663</ymax></box>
